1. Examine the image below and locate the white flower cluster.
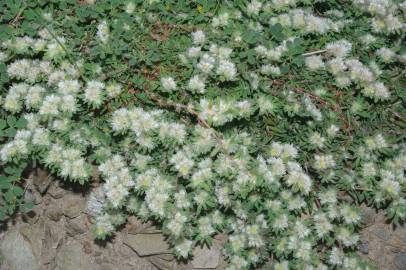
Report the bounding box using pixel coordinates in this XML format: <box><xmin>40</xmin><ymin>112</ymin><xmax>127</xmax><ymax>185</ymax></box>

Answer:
<box><xmin>198</xmin><ymin>98</ymin><xmax>253</xmax><ymax>126</ymax></box>
<box><xmin>352</xmin><ymin>0</ymin><xmax>404</xmax><ymax>34</ymax></box>
<box><xmin>270</xmin><ymin>9</ymin><xmax>346</xmax><ymax>34</ymax></box>
<box><xmin>97</xmin><ymin>20</ymin><xmax>110</xmax><ymax>44</ymax></box>
<box><xmin>99</xmin><ymin>155</ymin><xmax>134</xmax><ymax>208</ymax></box>
<box><xmin>302</xmin><ymin>39</ymin><xmax>393</xmax><ymax>101</ymax></box>
<box><xmin>111</xmin><ymin>107</ymin><xmax>186</xmax><ymax>147</ymax></box>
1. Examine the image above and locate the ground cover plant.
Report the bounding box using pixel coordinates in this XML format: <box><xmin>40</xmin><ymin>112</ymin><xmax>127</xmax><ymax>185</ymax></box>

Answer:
<box><xmin>0</xmin><ymin>0</ymin><xmax>405</xmax><ymax>269</ymax></box>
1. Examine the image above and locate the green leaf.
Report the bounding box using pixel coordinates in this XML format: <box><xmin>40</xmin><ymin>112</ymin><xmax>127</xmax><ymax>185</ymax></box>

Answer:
<box><xmin>15</xmin><ymin>117</ymin><xmax>27</xmax><ymax>129</ymax></box>
<box><xmin>12</xmin><ymin>186</ymin><xmax>24</xmax><ymax>196</ymax></box>
<box><xmin>21</xmin><ymin>202</ymin><xmax>34</xmax><ymax>213</ymax></box>
<box><xmin>6</xmin><ymin>116</ymin><xmax>16</xmax><ymax>127</ymax></box>
<box><xmin>242</xmin><ymin>31</ymin><xmax>257</xmax><ymax>45</ymax></box>
<box><xmin>0</xmin><ymin>119</ymin><xmax>6</xmax><ymax>130</ymax></box>
<box><xmin>269</xmin><ymin>24</ymin><xmax>285</xmax><ymax>41</ymax></box>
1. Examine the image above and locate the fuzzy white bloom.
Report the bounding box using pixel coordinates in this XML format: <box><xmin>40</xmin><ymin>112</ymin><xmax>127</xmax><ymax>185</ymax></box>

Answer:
<box><xmin>217</xmin><ymin>59</ymin><xmax>237</xmax><ymax>80</ymax></box>
<box><xmin>197</xmin><ymin>54</ymin><xmax>215</xmax><ymax>74</ymax></box>
<box><xmin>336</xmin><ymin>227</ymin><xmax>359</xmax><ymax>247</ymax></box>
<box><xmin>309</xmin><ymin>132</ymin><xmax>325</xmax><ymax>148</ymax></box>
<box><xmin>125</xmin><ymin>2</ymin><xmax>135</xmax><ymax>14</ymax></box>
<box><xmin>329</xmin><ymin>247</ymin><xmax>344</xmax><ymax>265</ymax></box>
<box><xmin>379</xmin><ymin>178</ymin><xmax>400</xmax><ymax>197</ymax></box>
<box><xmin>188</xmin><ymin>75</ymin><xmax>205</xmax><ymax>93</ymax></box>
<box><xmin>327</xmin><ymin>124</ymin><xmax>339</xmax><ymax>137</ymax></box>
<box><xmin>39</xmin><ymin>95</ymin><xmax>61</xmax><ymax>116</ymax></box>
<box><xmin>174</xmin><ymin>239</ymin><xmax>192</xmax><ymax>258</ymax></box>
<box><xmin>159</xmin><ymin>122</ymin><xmax>186</xmax><ymax>143</ymax></box>
<box><xmin>192</xmin><ymin>30</ymin><xmax>206</xmax><ymax>45</ymax></box>
<box><xmin>212</xmin><ymin>12</ymin><xmax>229</xmax><ymax>28</ymax></box>
<box><xmin>84</xmin><ymin>80</ymin><xmax>105</xmax><ymax>105</ymax></box>
<box><xmin>340</xmin><ymin>205</ymin><xmax>361</xmax><ymax>224</ymax></box>
<box><xmin>314</xmin><ymin>213</ymin><xmax>333</xmax><ymax>237</ymax></box>
<box><xmin>97</xmin><ymin>20</ymin><xmax>109</xmax><ymax>44</ymax></box>
<box><xmin>273</xmin><ymin>261</ymin><xmax>289</xmax><ymax>270</ymax></box>
<box><xmin>58</xmin><ymin>80</ymin><xmax>80</xmax><ymax>95</ymax></box>
<box><xmin>261</xmin><ymin>64</ymin><xmax>280</xmax><ymax>75</ymax></box>
<box><xmin>362</xmin><ymin>82</ymin><xmax>390</xmax><ymax>100</ymax></box>
<box><xmin>376</xmin><ymin>47</ymin><xmax>396</xmax><ymax>63</ymax></box>
<box><xmin>95</xmin><ymin>214</ymin><xmax>114</xmax><ymax>237</ymax></box>
<box><xmin>273</xmin><ymin>214</ymin><xmax>289</xmax><ymax>230</ymax></box>
<box><xmin>106</xmin><ymin>83</ymin><xmax>123</xmax><ymax>97</ymax></box>
<box><xmin>247</xmin><ymin>0</ymin><xmax>262</xmax><ymax>16</ymax></box>
<box><xmin>286</xmin><ymin>170</ymin><xmax>312</xmax><ymax>194</ymax></box>
<box><xmin>0</xmin><ymin>51</ymin><xmax>7</xmax><ymax>62</ymax></box>
<box><xmin>305</xmin><ymin>55</ymin><xmax>325</xmax><ymax>70</ymax></box>
<box><xmin>187</xmin><ymin>46</ymin><xmax>201</xmax><ymax>58</ymax></box>
<box><xmin>167</xmin><ymin>213</ymin><xmax>187</xmax><ymax>237</ymax></box>
<box><xmin>111</xmin><ymin>108</ymin><xmax>130</xmax><ymax>131</ymax></box>
<box><xmin>32</xmin><ymin>128</ymin><xmax>50</xmax><ymax>146</ymax></box>
<box><xmin>326</xmin><ymin>40</ymin><xmax>352</xmax><ymax>58</ymax></box>
<box><xmin>160</xmin><ymin>77</ymin><xmax>177</xmax><ymax>92</ymax></box>
<box><xmin>313</xmin><ymin>154</ymin><xmax>335</xmax><ymax>171</ymax></box>
<box><xmin>257</xmin><ymin>96</ymin><xmax>274</xmax><ymax>115</ymax></box>
<box><xmin>170</xmin><ymin>149</ymin><xmax>194</xmax><ymax>176</ymax></box>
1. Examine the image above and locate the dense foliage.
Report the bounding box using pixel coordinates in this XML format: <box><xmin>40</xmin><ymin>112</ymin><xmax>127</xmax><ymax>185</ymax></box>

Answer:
<box><xmin>1</xmin><ymin>0</ymin><xmax>405</xmax><ymax>269</ymax></box>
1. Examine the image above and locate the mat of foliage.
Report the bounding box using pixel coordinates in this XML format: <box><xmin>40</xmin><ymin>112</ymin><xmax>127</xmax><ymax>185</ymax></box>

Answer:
<box><xmin>0</xmin><ymin>0</ymin><xmax>405</xmax><ymax>269</ymax></box>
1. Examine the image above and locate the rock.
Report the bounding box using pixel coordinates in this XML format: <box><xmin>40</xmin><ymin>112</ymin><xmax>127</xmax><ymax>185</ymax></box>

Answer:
<box><xmin>191</xmin><ymin>245</ymin><xmax>221</xmax><ymax>269</ymax></box>
<box><xmin>19</xmin><ymin>222</ymin><xmax>45</xmax><ymax>260</ymax></box>
<box><xmin>62</xmin><ymin>193</ymin><xmax>86</xmax><ymax>219</ymax></box>
<box><xmin>148</xmin><ymin>254</ymin><xmax>174</xmax><ymax>270</ymax></box>
<box><xmin>0</xmin><ymin>227</ymin><xmax>40</xmax><ymax>270</ymax></box>
<box><xmin>395</xmin><ymin>253</ymin><xmax>406</xmax><ymax>270</ymax></box>
<box><xmin>55</xmin><ymin>241</ymin><xmax>97</xmax><ymax>270</ymax></box>
<box><xmin>123</xmin><ymin>233</ymin><xmax>171</xmax><ymax>256</ymax></box>
<box><xmin>43</xmin><ymin>220</ymin><xmax>66</xmax><ymax>254</ymax></box>
<box><xmin>46</xmin><ymin>202</ymin><xmax>63</xmax><ymax>222</ymax></box>
<box><xmin>360</xmin><ymin>206</ymin><xmax>376</xmax><ymax>228</ymax></box>
<box><xmin>126</xmin><ymin>216</ymin><xmax>161</xmax><ymax>234</ymax></box>
<box><xmin>374</xmin><ymin>228</ymin><xmax>391</xmax><ymax>241</ymax></box>
<box><xmin>66</xmin><ymin>215</ymin><xmax>88</xmax><ymax>236</ymax></box>
<box><xmin>24</xmin><ymin>184</ymin><xmax>42</xmax><ymax>205</ymax></box>
<box><xmin>32</xmin><ymin>168</ymin><xmax>53</xmax><ymax>194</ymax></box>
<box><xmin>358</xmin><ymin>242</ymin><xmax>369</xmax><ymax>254</ymax></box>
<box><xmin>48</xmin><ymin>182</ymin><xmax>65</xmax><ymax>199</ymax></box>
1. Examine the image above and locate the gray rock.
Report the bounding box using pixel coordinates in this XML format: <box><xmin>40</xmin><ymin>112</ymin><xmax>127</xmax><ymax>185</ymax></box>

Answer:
<box><xmin>46</xmin><ymin>202</ymin><xmax>63</xmax><ymax>222</ymax></box>
<box><xmin>43</xmin><ymin>219</ymin><xmax>66</xmax><ymax>261</ymax></box>
<box><xmin>126</xmin><ymin>216</ymin><xmax>161</xmax><ymax>234</ymax></box>
<box><xmin>358</xmin><ymin>242</ymin><xmax>369</xmax><ymax>254</ymax></box>
<box><xmin>32</xmin><ymin>168</ymin><xmax>53</xmax><ymax>194</ymax></box>
<box><xmin>0</xmin><ymin>227</ymin><xmax>40</xmax><ymax>270</ymax></box>
<box><xmin>24</xmin><ymin>185</ymin><xmax>42</xmax><ymax>205</ymax></box>
<box><xmin>66</xmin><ymin>215</ymin><xmax>88</xmax><ymax>236</ymax></box>
<box><xmin>148</xmin><ymin>254</ymin><xmax>174</xmax><ymax>270</ymax></box>
<box><xmin>47</xmin><ymin>182</ymin><xmax>65</xmax><ymax>199</ymax></box>
<box><xmin>123</xmin><ymin>233</ymin><xmax>171</xmax><ymax>256</ymax></box>
<box><xmin>55</xmin><ymin>241</ymin><xmax>97</xmax><ymax>270</ymax></box>
<box><xmin>62</xmin><ymin>193</ymin><xmax>86</xmax><ymax>219</ymax></box>
<box><xmin>360</xmin><ymin>206</ymin><xmax>376</xmax><ymax>227</ymax></box>
<box><xmin>191</xmin><ymin>245</ymin><xmax>221</xmax><ymax>269</ymax></box>
<box><xmin>395</xmin><ymin>253</ymin><xmax>406</xmax><ymax>270</ymax></box>
<box><xmin>374</xmin><ymin>228</ymin><xmax>391</xmax><ymax>241</ymax></box>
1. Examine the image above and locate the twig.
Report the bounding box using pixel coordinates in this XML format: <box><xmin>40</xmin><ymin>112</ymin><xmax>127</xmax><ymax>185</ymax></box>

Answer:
<box><xmin>302</xmin><ymin>49</ymin><xmax>327</xmax><ymax>57</ymax></box>
<box><xmin>143</xmin><ymin>90</ymin><xmax>214</xmax><ymax>131</ymax></box>
<box><xmin>34</xmin><ymin>10</ymin><xmax>86</xmax><ymax>81</ymax></box>
<box><xmin>293</xmin><ymin>87</ymin><xmax>351</xmax><ymax>135</ymax></box>
<box><xmin>9</xmin><ymin>1</ymin><xmax>27</xmax><ymax>26</ymax></box>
